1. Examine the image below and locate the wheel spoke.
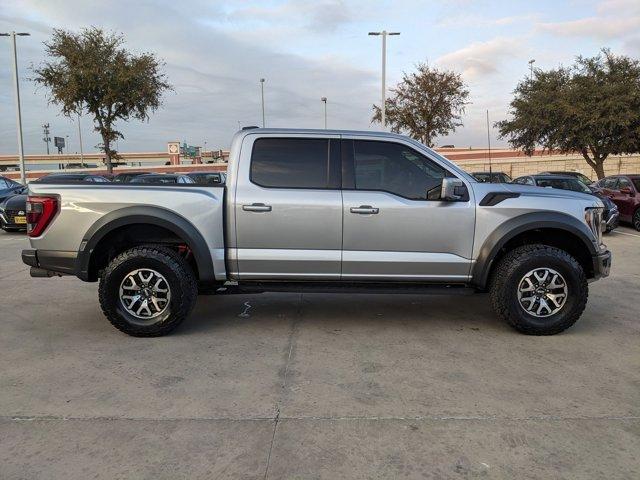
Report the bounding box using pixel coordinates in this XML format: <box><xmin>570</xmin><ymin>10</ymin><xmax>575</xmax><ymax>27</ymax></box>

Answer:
<box><xmin>119</xmin><ymin>268</ymin><xmax>171</xmax><ymax>320</ymax></box>
<box><xmin>517</xmin><ymin>267</ymin><xmax>568</xmax><ymax>318</ymax></box>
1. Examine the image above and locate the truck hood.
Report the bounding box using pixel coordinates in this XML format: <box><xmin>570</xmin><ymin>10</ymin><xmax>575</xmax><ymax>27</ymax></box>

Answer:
<box><xmin>479</xmin><ymin>182</ymin><xmax>602</xmax><ymax>206</ymax></box>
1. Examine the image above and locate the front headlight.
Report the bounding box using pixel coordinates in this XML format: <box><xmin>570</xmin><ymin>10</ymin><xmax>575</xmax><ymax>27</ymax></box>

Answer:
<box><xmin>585</xmin><ymin>207</ymin><xmax>604</xmax><ymax>245</ymax></box>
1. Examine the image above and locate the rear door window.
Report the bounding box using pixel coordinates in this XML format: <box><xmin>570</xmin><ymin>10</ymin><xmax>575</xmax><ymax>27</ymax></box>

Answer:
<box><xmin>250</xmin><ymin>138</ymin><xmax>330</xmax><ymax>189</ymax></box>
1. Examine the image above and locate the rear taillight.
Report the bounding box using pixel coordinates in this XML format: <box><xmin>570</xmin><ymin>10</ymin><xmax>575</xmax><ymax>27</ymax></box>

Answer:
<box><xmin>26</xmin><ymin>195</ymin><xmax>59</xmax><ymax>237</ymax></box>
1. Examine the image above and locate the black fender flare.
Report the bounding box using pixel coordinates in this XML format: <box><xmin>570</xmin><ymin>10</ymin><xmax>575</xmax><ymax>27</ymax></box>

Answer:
<box><xmin>471</xmin><ymin>211</ymin><xmax>597</xmax><ymax>289</ymax></box>
<box><xmin>76</xmin><ymin>206</ymin><xmax>215</xmax><ymax>281</ymax></box>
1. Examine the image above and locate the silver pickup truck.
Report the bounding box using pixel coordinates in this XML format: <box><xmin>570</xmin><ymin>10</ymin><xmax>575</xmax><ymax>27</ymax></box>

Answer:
<box><xmin>22</xmin><ymin>128</ymin><xmax>611</xmax><ymax>337</ymax></box>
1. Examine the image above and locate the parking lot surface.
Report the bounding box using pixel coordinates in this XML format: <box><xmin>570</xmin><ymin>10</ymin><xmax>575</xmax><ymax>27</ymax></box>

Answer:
<box><xmin>1</xmin><ymin>227</ymin><xmax>639</xmax><ymax>479</ymax></box>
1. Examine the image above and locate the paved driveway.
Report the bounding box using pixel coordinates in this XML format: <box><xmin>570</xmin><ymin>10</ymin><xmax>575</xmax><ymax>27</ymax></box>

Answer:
<box><xmin>1</xmin><ymin>227</ymin><xmax>639</xmax><ymax>479</ymax></box>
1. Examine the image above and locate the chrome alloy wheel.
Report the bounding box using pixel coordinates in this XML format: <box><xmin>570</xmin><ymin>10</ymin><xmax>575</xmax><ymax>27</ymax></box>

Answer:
<box><xmin>517</xmin><ymin>268</ymin><xmax>568</xmax><ymax>318</ymax></box>
<box><xmin>119</xmin><ymin>268</ymin><xmax>171</xmax><ymax>320</ymax></box>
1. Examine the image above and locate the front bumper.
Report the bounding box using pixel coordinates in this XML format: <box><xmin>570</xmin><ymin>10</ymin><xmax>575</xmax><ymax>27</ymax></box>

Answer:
<box><xmin>22</xmin><ymin>249</ymin><xmax>77</xmax><ymax>277</ymax></box>
<box><xmin>0</xmin><ymin>211</ymin><xmax>27</xmax><ymax>230</ymax></box>
<box><xmin>591</xmin><ymin>248</ymin><xmax>612</xmax><ymax>281</ymax></box>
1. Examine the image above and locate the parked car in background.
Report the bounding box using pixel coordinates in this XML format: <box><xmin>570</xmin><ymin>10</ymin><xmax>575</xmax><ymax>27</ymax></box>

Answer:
<box><xmin>472</xmin><ymin>172</ymin><xmax>512</xmax><ymax>183</ymax></box>
<box><xmin>112</xmin><ymin>172</ymin><xmax>151</xmax><ymax>183</ymax></box>
<box><xmin>594</xmin><ymin>175</ymin><xmax>640</xmax><ymax>230</ymax></box>
<box><xmin>34</xmin><ymin>173</ymin><xmax>111</xmax><ymax>183</ymax></box>
<box><xmin>0</xmin><ymin>175</ymin><xmax>27</xmax><ymax>202</ymax></box>
<box><xmin>540</xmin><ymin>171</ymin><xmax>593</xmax><ymax>186</ymax></box>
<box><xmin>186</xmin><ymin>171</ymin><xmax>227</xmax><ymax>185</ymax></box>
<box><xmin>133</xmin><ymin>174</ymin><xmax>195</xmax><ymax>184</ymax></box>
<box><xmin>513</xmin><ymin>174</ymin><xmax>619</xmax><ymax>232</ymax></box>
<box><xmin>0</xmin><ymin>194</ymin><xmax>27</xmax><ymax>231</ymax></box>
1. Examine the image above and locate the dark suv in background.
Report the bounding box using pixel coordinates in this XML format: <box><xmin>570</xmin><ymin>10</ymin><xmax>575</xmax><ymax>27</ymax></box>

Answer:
<box><xmin>595</xmin><ymin>175</ymin><xmax>640</xmax><ymax>230</ymax></box>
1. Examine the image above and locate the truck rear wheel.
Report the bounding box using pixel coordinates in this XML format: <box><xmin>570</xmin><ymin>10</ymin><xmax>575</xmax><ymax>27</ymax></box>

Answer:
<box><xmin>98</xmin><ymin>245</ymin><xmax>198</xmax><ymax>337</ymax></box>
<box><xmin>489</xmin><ymin>244</ymin><xmax>588</xmax><ymax>335</ymax></box>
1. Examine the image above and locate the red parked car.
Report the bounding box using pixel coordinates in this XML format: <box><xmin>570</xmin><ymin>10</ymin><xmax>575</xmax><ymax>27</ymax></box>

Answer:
<box><xmin>595</xmin><ymin>175</ymin><xmax>640</xmax><ymax>230</ymax></box>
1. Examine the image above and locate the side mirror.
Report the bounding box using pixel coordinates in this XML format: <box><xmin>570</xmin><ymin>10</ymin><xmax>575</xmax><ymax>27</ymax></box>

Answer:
<box><xmin>441</xmin><ymin>177</ymin><xmax>466</xmax><ymax>201</ymax></box>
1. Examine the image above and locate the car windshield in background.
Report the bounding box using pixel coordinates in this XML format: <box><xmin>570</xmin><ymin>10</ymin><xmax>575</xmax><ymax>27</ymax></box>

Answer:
<box><xmin>187</xmin><ymin>172</ymin><xmax>226</xmax><ymax>185</ymax></box>
<box><xmin>632</xmin><ymin>178</ymin><xmax>640</xmax><ymax>191</ymax></box>
<box><xmin>473</xmin><ymin>172</ymin><xmax>511</xmax><ymax>183</ymax></box>
<box><xmin>537</xmin><ymin>177</ymin><xmax>591</xmax><ymax>193</ymax></box>
<box><xmin>135</xmin><ymin>175</ymin><xmax>195</xmax><ymax>184</ymax></box>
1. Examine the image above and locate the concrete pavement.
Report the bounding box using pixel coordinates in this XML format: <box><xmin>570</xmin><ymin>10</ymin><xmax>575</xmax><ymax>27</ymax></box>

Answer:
<box><xmin>0</xmin><ymin>227</ymin><xmax>639</xmax><ymax>479</ymax></box>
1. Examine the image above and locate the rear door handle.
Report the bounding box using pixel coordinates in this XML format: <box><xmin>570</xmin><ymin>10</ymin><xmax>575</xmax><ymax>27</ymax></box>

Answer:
<box><xmin>350</xmin><ymin>205</ymin><xmax>379</xmax><ymax>215</ymax></box>
<box><xmin>242</xmin><ymin>203</ymin><xmax>272</xmax><ymax>212</ymax></box>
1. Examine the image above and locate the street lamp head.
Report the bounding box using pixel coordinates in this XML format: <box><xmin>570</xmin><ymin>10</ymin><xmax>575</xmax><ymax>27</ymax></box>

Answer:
<box><xmin>321</xmin><ymin>97</ymin><xmax>327</xmax><ymax>102</ymax></box>
<box><xmin>17</xmin><ymin>33</ymin><xmax>31</xmax><ymax>36</ymax></box>
<box><xmin>388</xmin><ymin>32</ymin><xmax>401</xmax><ymax>35</ymax></box>
<box><xmin>368</xmin><ymin>32</ymin><xmax>381</xmax><ymax>36</ymax></box>
<box><xmin>528</xmin><ymin>59</ymin><xmax>535</xmax><ymax>64</ymax></box>
<box><xmin>260</xmin><ymin>78</ymin><xmax>265</xmax><ymax>83</ymax></box>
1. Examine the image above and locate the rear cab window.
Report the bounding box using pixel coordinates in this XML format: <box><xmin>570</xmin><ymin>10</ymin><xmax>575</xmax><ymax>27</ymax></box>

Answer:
<box><xmin>250</xmin><ymin>137</ymin><xmax>339</xmax><ymax>189</ymax></box>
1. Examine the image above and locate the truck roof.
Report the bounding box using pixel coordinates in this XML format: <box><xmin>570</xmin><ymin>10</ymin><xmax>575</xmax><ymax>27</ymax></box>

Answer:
<box><xmin>234</xmin><ymin>127</ymin><xmax>409</xmax><ymax>140</ymax></box>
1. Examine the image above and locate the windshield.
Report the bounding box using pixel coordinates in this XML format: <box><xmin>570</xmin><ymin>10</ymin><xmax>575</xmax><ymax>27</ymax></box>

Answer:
<box><xmin>537</xmin><ymin>178</ymin><xmax>591</xmax><ymax>193</ymax></box>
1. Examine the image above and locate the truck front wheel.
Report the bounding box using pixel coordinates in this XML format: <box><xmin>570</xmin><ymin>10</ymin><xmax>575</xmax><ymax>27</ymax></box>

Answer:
<box><xmin>98</xmin><ymin>245</ymin><xmax>198</xmax><ymax>337</ymax></box>
<box><xmin>489</xmin><ymin>244</ymin><xmax>588</xmax><ymax>335</ymax></box>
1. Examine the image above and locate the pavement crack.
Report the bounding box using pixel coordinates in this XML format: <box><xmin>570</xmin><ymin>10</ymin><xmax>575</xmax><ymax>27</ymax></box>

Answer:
<box><xmin>263</xmin><ymin>407</ymin><xmax>280</xmax><ymax>480</ymax></box>
<box><xmin>263</xmin><ymin>293</ymin><xmax>303</xmax><ymax>479</ymax></box>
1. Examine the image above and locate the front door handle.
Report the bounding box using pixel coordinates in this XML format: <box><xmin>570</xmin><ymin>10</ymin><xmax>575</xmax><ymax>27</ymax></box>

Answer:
<box><xmin>350</xmin><ymin>205</ymin><xmax>379</xmax><ymax>215</ymax></box>
<box><xmin>243</xmin><ymin>203</ymin><xmax>272</xmax><ymax>212</ymax></box>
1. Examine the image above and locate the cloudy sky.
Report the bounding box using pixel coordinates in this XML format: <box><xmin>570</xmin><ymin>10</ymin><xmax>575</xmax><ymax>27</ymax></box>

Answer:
<box><xmin>1</xmin><ymin>0</ymin><xmax>639</xmax><ymax>154</ymax></box>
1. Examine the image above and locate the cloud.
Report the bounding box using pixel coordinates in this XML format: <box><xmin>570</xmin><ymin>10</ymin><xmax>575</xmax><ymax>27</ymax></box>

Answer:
<box><xmin>225</xmin><ymin>0</ymin><xmax>355</xmax><ymax>33</ymax></box>
<box><xmin>437</xmin><ymin>13</ymin><xmax>537</xmax><ymax>29</ymax></box>
<box><xmin>435</xmin><ymin>37</ymin><xmax>524</xmax><ymax>80</ymax></box>
<box><xmin>537</xmin><ymin>0</ymin><xmax>640</xmax><ymax>41</ymax></box>
<box><xmin>0</xmin><ymin>0</ymin><xmax>376</xmax><ymax>154</ymax></box>
<box><xmin>538</xmin><ymin>16</ymin><xmax>640</xmax><ymax>40</ymax></box>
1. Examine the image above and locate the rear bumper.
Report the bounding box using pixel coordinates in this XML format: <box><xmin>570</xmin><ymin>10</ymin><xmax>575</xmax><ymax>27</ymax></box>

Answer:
<box><xmin>22</xmin><ymin>249</ymin><xmax>77</xmax><ymax>276</ymax></box>
<box><xmin>591</xmin><ymin>248</ymin><xmax>611</xmax><ymax>281</ymax></box>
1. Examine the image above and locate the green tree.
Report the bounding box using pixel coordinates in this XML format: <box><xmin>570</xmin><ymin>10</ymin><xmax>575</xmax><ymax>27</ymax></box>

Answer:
<box><xmin>372</xmin><ymin>63</ymin><xmax>469</xmax><ymax>147</ymax></box>
<box><xmin>497</xmin><ymin>49</ymin><xmax>640</xmax><ymax>179</ymax></box>
<box><xmin>34</xmin><ymin>27</ymin><xmax>171</xmax><ymax>173</ymax></box>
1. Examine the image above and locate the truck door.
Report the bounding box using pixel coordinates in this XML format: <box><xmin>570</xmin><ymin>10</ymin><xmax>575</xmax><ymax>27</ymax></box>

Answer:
<box><xmin>340</xmin><ymin>138</ymin><xmax>475</xmax><ymax>281</ymax></box>
<box><xmin>233</xmin><ymin>134</ymin><xmax>342</xmax><ymax>279</ymax></box>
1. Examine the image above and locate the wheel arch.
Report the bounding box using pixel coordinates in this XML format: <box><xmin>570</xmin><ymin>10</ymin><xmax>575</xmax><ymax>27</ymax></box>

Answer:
<box><xmin>76</xmin><ymin>206</ymin><xmax>215</xmax><ymax>282</ymax></box>
<box><xmin>472</xmin><ymin>212</ymin><xmax>598</xmax><ymax>289</ymax></box>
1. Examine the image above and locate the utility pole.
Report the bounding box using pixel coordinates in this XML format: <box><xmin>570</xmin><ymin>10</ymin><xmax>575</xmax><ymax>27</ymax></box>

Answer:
<box><xmin>486</xmin><ymin>110</ymin><xmax>492</xmax><ymax>175</ymax></box>
<box><xmin>369</xmin><ymin>30</ymin><xmax>400</xmax><ymax>128</ymax></box>
<box><xmin>321</xmin><ymin>97</ymin><xmax>327</xmax><ymax>129</ymax></box>
<box><xmin>42</xmin><ymin>123</ymin><xmax>51</xmax><ymax>155</ymax></box>
<box><xmin>260</xmin><ymin>78</ymin><xmax>266</xmax><ymax>127</ymax></box>
<box><xmin>1</xmin><ymin>31</ymin><xmax>30</xmax><ymax>184</ymax></box>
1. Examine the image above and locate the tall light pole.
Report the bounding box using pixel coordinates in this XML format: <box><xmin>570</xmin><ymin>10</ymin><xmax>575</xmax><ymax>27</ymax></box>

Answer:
<box><xmin>321</xmin><ymin>97</ymin><xmax>327</xmax><ymax>129</ymax></box>
<box><xmin>369</xmin><ymin>30</ymin><xmax>400</xmax><ymax>129</ymax></box>
<box><xmin>528</xmin><ymin>59</ymin><xmax>535</xmax><ymax>80</ymax></box>
<box><xmin>42</xmin><ymin>123</ymin><xmax>51</xmax><ymax>155</ymax></box>
<box><xmin>77</xmin><ymin>111</ymin><xmax>84</xmax><ymax>164</ymax></box>
<box><xmin>260</xmin><ymin>78</ymin><xmax>266</xmax><ymax>127</ymax></box>
<box><xmin>1</xmin><ymin>31</ymin><xmax>30</xmax><ymax>184</ymax></box>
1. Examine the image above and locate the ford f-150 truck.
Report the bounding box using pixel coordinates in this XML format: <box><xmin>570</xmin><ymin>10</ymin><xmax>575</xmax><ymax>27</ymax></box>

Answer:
<box><xmin>22</xmin><ymin>128</ymin><xmax>611</xmax><ymax>337</ymax></box>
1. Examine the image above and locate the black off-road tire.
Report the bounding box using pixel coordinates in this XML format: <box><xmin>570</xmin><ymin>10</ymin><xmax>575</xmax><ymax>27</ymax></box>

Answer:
<box><xmin>489</xmin><ymin>244</ymin><xmax>588</xmax><ymax>335</ymax></box>
<box><xmin>633</xmin><ymin>208</ymin><xmax>640</xmax><ymax>231</ymax></box>
<box><xmin>99</xmin><ymin>245</ymin><xmax>198</xmax><ymax>337</ymax></box>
